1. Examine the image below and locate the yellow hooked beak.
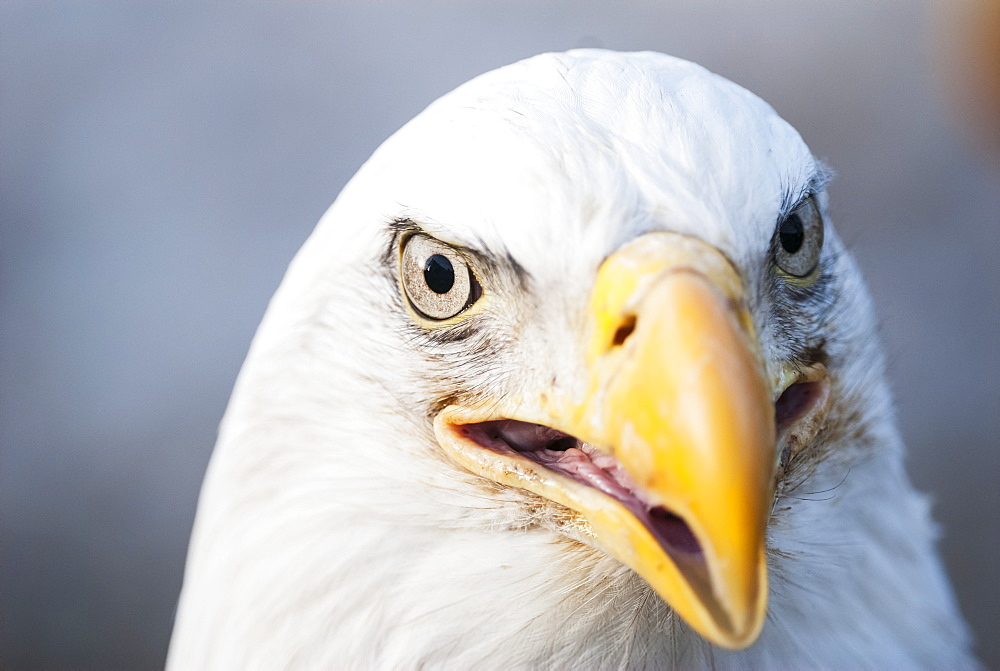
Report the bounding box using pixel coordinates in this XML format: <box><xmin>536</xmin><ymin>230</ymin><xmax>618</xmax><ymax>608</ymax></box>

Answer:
<box><xmin>435</xmin><ymin>233</ymin><xmax>777</xmax><ymax>649</ymax></box>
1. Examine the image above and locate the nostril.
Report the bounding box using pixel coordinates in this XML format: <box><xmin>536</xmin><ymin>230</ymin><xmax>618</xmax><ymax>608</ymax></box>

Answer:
<box><xmin>611</xmin><ymin>315</ymin><xmax>637</xmax><ymax>347</ymax></box>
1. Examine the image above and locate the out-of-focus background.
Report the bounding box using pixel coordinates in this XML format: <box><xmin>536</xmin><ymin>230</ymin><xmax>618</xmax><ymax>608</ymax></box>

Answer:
<box><xmin>2</xmin><ymin>2</ymin><xmax>997</xmax><ymax>668</ymax></box>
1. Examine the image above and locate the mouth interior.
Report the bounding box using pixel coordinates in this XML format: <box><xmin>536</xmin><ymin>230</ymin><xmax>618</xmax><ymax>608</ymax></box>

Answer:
<box><xmin>458</xmin><ymin>419</ymin><xmax>704</xmax><ymax>557</ymax></box>
<box><xmin>775</xmin><ymin>379</ymin><xmax>826</xmax><ymax>433</ymax></box>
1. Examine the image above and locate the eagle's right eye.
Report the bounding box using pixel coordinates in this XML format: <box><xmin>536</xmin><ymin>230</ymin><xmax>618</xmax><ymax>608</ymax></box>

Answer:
<box><xmin>400</xmin><ymin>234</ymin><xmax>480</xmax><ymax>321</ymax></box>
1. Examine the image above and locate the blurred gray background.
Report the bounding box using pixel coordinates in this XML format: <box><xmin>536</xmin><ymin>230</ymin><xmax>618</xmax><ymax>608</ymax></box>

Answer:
<box><xmin>2</xmin><ymin>2</ymin><xmax>998</xmax><ymax>668</ymax></box>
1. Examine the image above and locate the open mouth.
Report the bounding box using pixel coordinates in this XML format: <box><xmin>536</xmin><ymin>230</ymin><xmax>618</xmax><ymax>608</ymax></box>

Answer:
<box><xmin>774</xmin><ymin>371</ymin><xmax>832</xmax><ymax>470</ymax></box>
<box><xmin>457</xmin><ymin>420</ymin><xmax>704</xmax><ymax>558</ymax></box>
<box><xmin>775</xmin><ymin>378</ymin><xmax>827</xmax><ymax>433</ymax></box>
<box><xmin>436</xmin><ymin>366</ymin><xmax>830</xmax><ymax>648</ymax></box>
<box><xmin>453</xmin><ymin>376</ymin><xmax>828</xmax><ymax>562</ymax></box>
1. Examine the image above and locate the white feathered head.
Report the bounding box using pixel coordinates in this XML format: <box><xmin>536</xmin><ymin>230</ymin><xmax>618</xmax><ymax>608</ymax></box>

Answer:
<box><xmin>169</xmin><ymin>50</ymin><xmax>974</xmax><ymax>669</ymax></box>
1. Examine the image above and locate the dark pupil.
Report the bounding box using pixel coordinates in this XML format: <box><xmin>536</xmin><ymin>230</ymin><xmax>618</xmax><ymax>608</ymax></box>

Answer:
<box><xmin>424</xmin><ymin>254</ymin><xmax>455</xmax><ymax>294</ymax></box>
<box><xmin>778</xmin><ymin>214</ymin><xmax>805</xmax><ymax>254</ymax></box>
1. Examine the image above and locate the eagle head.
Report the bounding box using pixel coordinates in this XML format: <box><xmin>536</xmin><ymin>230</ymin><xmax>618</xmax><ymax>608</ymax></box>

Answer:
<box><xmin>169</xmin><ymin>50</ymin><xmax>975</xmax><ymax>669</ymax></box>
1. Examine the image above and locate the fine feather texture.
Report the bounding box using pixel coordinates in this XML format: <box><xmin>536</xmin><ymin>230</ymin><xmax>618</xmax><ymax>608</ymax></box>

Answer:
<box><xmin>168</xmin><ymin>50</ymin><xmax>976</xmax><ymax>669</ymax></box>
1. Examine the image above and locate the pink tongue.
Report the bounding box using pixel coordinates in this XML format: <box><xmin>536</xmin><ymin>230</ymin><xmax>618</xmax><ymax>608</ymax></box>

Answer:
<box><xmin>531</xmin><ymin>446</ymin><xmax>703</xmax><ymax>557</ymax></box>
<box><xmin>488</xmin><ymin>419</ymin><xmax>704</xmax><ymax>557</ymax></box>
<box><xmin>531</xmin><ymin>448</ymin><xmax>637</xmax><ymax>502</ymax></box>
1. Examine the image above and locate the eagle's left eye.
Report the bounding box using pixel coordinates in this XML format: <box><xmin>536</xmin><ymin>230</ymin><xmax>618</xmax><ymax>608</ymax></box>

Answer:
<box><xmin>401</xmin><ymin>234</ymin><xmax>480</xmax><ymax>320</ymax></box>
<box><xmin>774</xmin><ymin>195</ymin><xmax>824</xmax><ymax>278</ymax></box>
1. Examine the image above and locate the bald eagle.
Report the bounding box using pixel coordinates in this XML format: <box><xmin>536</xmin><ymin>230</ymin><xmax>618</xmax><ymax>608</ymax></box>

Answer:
<box><xmin>168</xmin><ymin>51</ymin><xmax>976</xmax><ymax>668</ymax></box>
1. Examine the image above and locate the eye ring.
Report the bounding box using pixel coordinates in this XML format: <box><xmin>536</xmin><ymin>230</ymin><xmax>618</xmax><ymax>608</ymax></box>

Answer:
<box><xmin>774</xmin><ymin>195</ymin><xmax>824</xmax><ymax>278</ymax></box>
<box><xmin>400</xmin><ymin>234</ymin><xmax>481</xmax><ymax>321</ymax></box>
